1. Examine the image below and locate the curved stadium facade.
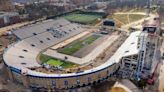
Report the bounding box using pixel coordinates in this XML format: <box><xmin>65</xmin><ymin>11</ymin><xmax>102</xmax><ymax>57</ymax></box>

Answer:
<box><xmin>3</xmin><ymin>18</ymin><xmax>140</xmax><ymax>90</ymax></box>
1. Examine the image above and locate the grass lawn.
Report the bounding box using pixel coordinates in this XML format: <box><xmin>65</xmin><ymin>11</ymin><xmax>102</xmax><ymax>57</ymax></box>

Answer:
<box><xmin>107</xmin><ymin>15</ymin><xmax>123</xmax><ymax>28</ymax></box>
<box><xmin>129</xmin><ymin>14</ymin><xmax>145</xmax><ymax>22</ymax></box>
<box><xmin>110</xmin><ymin>87</ymin><xmax>126</xmax><ymax>92</ymax></box>
<box><xmin>60</xmin><ymin>41</ymin><xmax>82</xmax><ymax>55</ymax></box>
<box><xmin>64</xmin><ymin>14</ymin><xmax>102</xmax><ymax>24</ymax></box>
<box><xmin>40</xmin><ymin>54</ymin><xmax>52</xmax><ymax>63</ymax></box>
<box><xmin>109</xmin><ymin>14</ymin><xmax>145</xmax><ymax>27</ymax></box>
<box><xmin>59</xmin><ymin>35</ymin><xmax>100</xmax><ymax>55</ymax></box>
<box><xmin>131</xmin><ymin>8</ymin><xmax>145</xmax><ymax>12</ymax></box>
<box><xmin>40</xmin><ymin>54</ymin><xmax>78</xmax><ymax>68</ymax></box>
<box><xmin>47</xmin><ymin>59</ymin><xmax>64</xmax><ymax>67</ymax></box>
<box><xmin>113</xmin><ymin>14</ymin><xmax>129</xmax><ymax>24</ymax></box>
<box><xmin>62</xmin><ymin>62</ymin><xmax>78</xmax><ymax>68</ymax></box>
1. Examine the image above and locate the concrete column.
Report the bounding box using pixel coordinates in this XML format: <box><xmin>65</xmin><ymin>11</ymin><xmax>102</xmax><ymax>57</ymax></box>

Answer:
<box><xmin>21</xmin><ymin>75</ymin><xmax>30</xmax><ymax>89</ymax></box>
<box><xmin>6</xmin><ymin>67</ymin><xmax>14</xmax><ymax>81</ymax></box>
<box><xmin>121</xmin><ymin>58</ymin><xmax>125</xmax><ymax>68</ymax></box>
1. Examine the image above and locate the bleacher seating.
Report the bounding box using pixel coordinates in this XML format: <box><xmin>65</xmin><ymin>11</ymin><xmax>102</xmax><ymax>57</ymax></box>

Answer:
<box><xmin>4</xmin><ymin>18</ymin><xmax>86</xmax><ymax>69</ymax></box>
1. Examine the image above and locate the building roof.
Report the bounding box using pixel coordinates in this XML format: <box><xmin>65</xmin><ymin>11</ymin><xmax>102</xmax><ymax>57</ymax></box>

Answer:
<box><xmin>98</xmin><ymin>31</ymin><xmax>141</xmax><ymax>69</ymax></box>
<box><xmin>143</xmin><ymin>18</ymin><xmax>160</xmax><ymax>28</ymax></box>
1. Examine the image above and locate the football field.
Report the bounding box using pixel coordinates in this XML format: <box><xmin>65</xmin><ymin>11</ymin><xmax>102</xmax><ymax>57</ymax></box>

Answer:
<box><xmin>64</xmin><ymin>14</ymin><xmax>102</xmax><ymax>24</ymax></box>
<box><xmin>58</xmin><ymin>35</ymin><xmax>100</xmax><ymax>55</ymax></box>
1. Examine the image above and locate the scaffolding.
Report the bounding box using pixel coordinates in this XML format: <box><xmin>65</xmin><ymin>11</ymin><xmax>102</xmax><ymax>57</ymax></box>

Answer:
<box><xmin>136</xmin><ymin>32</ymin><xmax>148</xmax><ymax>80</ymax></box>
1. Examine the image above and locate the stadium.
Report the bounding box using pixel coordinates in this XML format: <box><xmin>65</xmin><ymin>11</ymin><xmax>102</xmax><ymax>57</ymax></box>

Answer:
<box><xmin>2</xmin><ymin>17</ymin><xmax>143</xmax><ymax>91</ymax></box>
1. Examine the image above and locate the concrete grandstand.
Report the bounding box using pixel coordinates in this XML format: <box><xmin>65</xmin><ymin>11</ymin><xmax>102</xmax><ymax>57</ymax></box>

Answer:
<box><xmin>2</xmin><ymin>18</ymin><xmax>146</xmax><ymax>91</ymax></box>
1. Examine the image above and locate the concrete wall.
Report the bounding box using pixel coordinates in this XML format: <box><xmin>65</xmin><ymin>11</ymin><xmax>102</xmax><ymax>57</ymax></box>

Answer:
<box><xmin>5</xmin><ymin>63</ymin><xmax>120</xmax><ymax>90</ymax></box>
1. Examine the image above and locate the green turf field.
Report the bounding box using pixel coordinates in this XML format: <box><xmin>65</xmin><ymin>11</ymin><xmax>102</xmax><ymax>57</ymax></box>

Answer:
<box><xmin>59</xmin><ymin>35</ymin><xmax>100</xmax><ymax>55</ymax></box>
<box><xmin>47</xmin><ymin>59</ymin><xmax>64</xmax><ymax>67</ymax></box>
<box><xmin>64</xmin><ymin>14</ymin><xmax>102</xmax><ymax>24</ymax></box>
<box><xmin>40</xmin><ymin>54</ymin><xmax>78</xmax><ymax>68</ymax></box>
